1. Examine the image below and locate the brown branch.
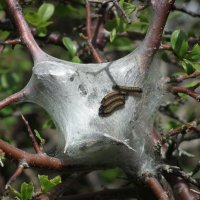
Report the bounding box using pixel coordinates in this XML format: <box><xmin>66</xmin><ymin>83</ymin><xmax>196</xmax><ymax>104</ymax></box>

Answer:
<box><xmin>163</xmin><ymin>121</ymin><xmax>200</xmax><ymax>143</ymax></box>
<box><xmin>5</xmin><ymin>0</ymin><xmax>44</xmax><ymax>62</ymax></box>
<box><xmin>60</xmin><ymin>187</ymin><xmax>136</xmax><ymax>200</ymax></box>
<box><xmin>0</xmin><ymin>139</ymin><xmax>109</xmax><ymax>171</ymax></box>
<box><xmin>165</xmin><ymin>175</ymin><xmax>198</xmax><ymax>200</ymax></box>
<box><xmin>85</xmin><ymin>0</ymin><xmax>104</xmax><ymax>63</ymax></box>
<box><xmin>20</xmin><ymin>113</ymin><xmax>42</xmax><ymax>154</ymax></box>
<box><xmin>167</xmin><ymin>71</ymin><xmax>200</xmax><ymax>83</ymax></box>
<box><xmin>144</xmin><ymin>175</ymin><xmax>169</xmax><ymax>200</ymax></box>
<box><xmin>0</xmin><ymin>91</ymin><xmax>26</xmax><ymax>110</ymax></box>
<box><xmin>159</xmin><ymin>165</ymin><xmax>200</xmax><ymax>189</ymax></box>
<box><xmin>172</xmin><ymin>5</ymin><xmax>200</xmax><ymax>18</ymax></box>
<box><xmin>140</xmin><ymin>0</ymin><xmax>175</xmax><ymax>69</ymax></box>
<box><xmin>5</xmin><ymin>163</ymin><xmax>25</xmax><ymax>189</ymax></box>
<box><xmin>168</xmin><ymin>86</ymin><xmax>200</xmax><ymax>101</ymax></box>
<box><xmin>0</xmin><ymin>38</ymin><xmax>21</xmax><ymax>45</ymax></box>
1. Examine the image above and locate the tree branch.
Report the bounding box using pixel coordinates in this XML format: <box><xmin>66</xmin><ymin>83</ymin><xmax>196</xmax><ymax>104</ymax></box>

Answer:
<box><xmin>172</xmin><ymin>5</ymin><xmax>200</xmax><ymax>18</ymax></box>
<box><xmin>140</xmin><ymin>0</ymin><xmax>175</xmax><ymax>68</ymax></box>
<box><xmin>0</xmin><ymin>91</ymin><xmax>26</xmax><ymax>110</ymax></box>
<box><xmin>85</xmin><ymin>0</ymin><xmax>104</xmax><ymax>63</ymax></box>
<box><xmin>5</xmin><ymin>0</ymin><xmax>45</xmax><ymax>62</ymax></box>
<box><xmin>144</xmin><ymin>175</ymin><xmax>169</xmax><ymax>200</ymax></box>
<box><xmin>0</xmin><ymin>139</ymin><xmax>109</xmax><ymax>171</ymax></box>
<box><xmin>168</xmin><ymin>86</ymin><xmax>200</xmax><ymax>102</ymax></box>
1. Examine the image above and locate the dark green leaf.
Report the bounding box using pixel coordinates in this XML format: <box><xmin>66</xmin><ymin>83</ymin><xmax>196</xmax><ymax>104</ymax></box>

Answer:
<box><xmin>188</xmin><ymin>44</ymin><xmax>200</xmax><ymax>61</ymax></box>
<box><xmin>105</xmin><ymin>17</ymin><xmax>127</xmax><ymax>33</ymax></box>
<box><xmin>171</xmin><ymin>30</ymin><xmax>188</xmax><ymax>58</ymax></box>
<box><xmin>180</xmin><ymin>59</ymin><xmax>195</xmax><ymax>74</ymax></box>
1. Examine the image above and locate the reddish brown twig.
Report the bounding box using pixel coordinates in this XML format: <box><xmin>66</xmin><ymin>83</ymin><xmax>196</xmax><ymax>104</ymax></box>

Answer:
<box><xmin>0</xmin><ymin>139</ymin><xmax>109</xmax><ymax>171</ymax></box>
<box><xmin>144</xmin><ymin>175</ymin><xmax>169</xmax><ymax>200</ymax></box>
<box><xmin>85</xmin><ymin>0</ymin><xmax>104</xmax><ymax>63</ymax></box>
<box><xmin>5</xmin><ymin>163</ymin><xmax>25</xmax><ymax>189</ymax></box>
<box><xmin>163</xmin><ymin>123</ymin><xmax>196</xmax><ymax>142</ymax></box>
<box><xmin>0</xmin><ymin>38</ymin><xmax>21</xmax><ymax>45</ymax></box>
<box><xmin>167</xmin><ymin>71</ymin><xmax>200</xmax><ymax>83</ymax></box>
<box><xmin>20</xmin><ymin>113</ymin><xmax>43</xmax><ymax>154</ymax></box>
<box><xmin>160</xmin><ymin>43</ymin><xmax>172</xmax><ymax>50</ymax></box>
<box><xmin>6</xmin><ymin>0</ymin><xmax>44</xmax><ymax>62</ymax></box>
<box><xmin>165</xmin><ymin>175</ymin><xmax>198</xmax><ymax>200</ymax></box>
<box><xmin>89</xmin><ymin>0</ymin><xmax>131</xmax><ymax>23</ymax></box>
<box><xmin>0</xmin><ymin>91</ymin><xmax>26</xmax><ymax>110</ymax></box>
<box><xmin>168</xmin><ymin>86</ymin><xmax>200</xmax><ymax>101</ymax></box>
<box><xmin>172</xmin><ymin>5</ymin><xmax>200</xmax><ymax>18</ymax></box>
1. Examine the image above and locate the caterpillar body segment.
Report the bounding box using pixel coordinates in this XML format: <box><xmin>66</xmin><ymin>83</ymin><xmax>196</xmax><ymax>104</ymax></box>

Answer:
<box><xmin>112</xmin><ymin>85</ymin><xmax>143</xmax><ymax>93</ymax></box>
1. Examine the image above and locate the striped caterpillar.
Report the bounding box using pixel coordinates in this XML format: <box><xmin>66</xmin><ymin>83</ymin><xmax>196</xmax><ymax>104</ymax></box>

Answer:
<box><xmin>99</xmin><ymin>85</ymin><xmax>142</xmax><ymax>116</ymax></box>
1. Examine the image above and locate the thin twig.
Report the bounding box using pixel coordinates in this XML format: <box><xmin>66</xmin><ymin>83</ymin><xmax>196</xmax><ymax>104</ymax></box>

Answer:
<box><xmin>163</xmin><ymin>122</ymin><xmax>198</xmax><ymax>142</ymax></box>
<box><xmin>0</xmin><ymin>38</ymin><xmax>21</xmax><ymax>45</ymax></box>
<box><xmin>168</xmin><ymin>86</ymin><xmax>200</xmax><ymax>101</ymax></box>
<box><xmin>172</xmin><ymin>5</ymin><xmax>200</xmax><ymax>18</ymax></box>
<box><xmin>20</xmin><ymin>113</ymin><xmax>43</xmax><ymax>154</ymax></box>
<box><xmin>167</xmin><ymin>71</ymin><xmax>200</xmax><ymax>83</ymax></box>
<box><xmin>85</xmin><ymin>0</ymin><xmax>104</xmax><ymax>63</ymax></box>
<box><xmin>5</xmin><ymin>163</ymin><xmax>26</xmax><ymax>189</ymax></box>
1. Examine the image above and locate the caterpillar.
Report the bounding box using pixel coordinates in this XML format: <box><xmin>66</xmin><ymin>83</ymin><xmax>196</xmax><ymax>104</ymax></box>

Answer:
<box><xmin>112</xmin><ymin>85</ymin><xmax>142</xmax><ymax>93</ymax></box>
<box><xmin>99</xmin><ymin>100</ymin><xmax>125</xmax><ymax>116</ymax></box>
<box><xmin>102</xmin><ymin>95</ymin><xmax>126</xmax><ymax>107</ymax></box>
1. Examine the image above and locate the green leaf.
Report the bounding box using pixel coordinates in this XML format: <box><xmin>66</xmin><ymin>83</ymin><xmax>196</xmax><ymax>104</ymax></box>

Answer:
<box><xmin>188</xmin><ymin>44</ymin><xmax>200</xmax><ymax>61</ymax></box>
<box><xmin>110</xmin><ymin>28</ymin><xmax>117</xmax><ymax>42</ymax></box>
<box><xmin>34</xmin><ymin>129</ymin><xmax>45</xmax><ymax>145</ymax></box>
<box><xmin>105</xmin><ymin>17</ymin><xmax>127</xmax><ymax>33</ymax></box>
<box><xmin>123</xmin><ymin>2</ymin><xmax>136</xmax><ymax>15</ymax></box>
<box><xmin>72</xmin><ymin>56</ymin><xmax>81</xmax><ymax>63</ymax></box>
<box><xmin>170</xmin><ymin>30</ymin><xmax>189</xmax><ymax>58</ymax></box>
<box><xmin>62</xmin><ymin>37</ymin><xmax>77</xmax><ymax>57</ymax></box>
<box><xmin>38</xmin><ymin>3</ymin><xmax>55</xmax><ymax>22</ymax></box>
<box><xmin>20</xmin><ymin>182</ymin><xmax>34</xmax><ymax>200</ymax></box>
<box><xmin>180</xmin><ymin>59</ymin><xmax>195</xmax><ymax>74</ymax></box>
<box><xmin>38</xmin><ymin>175</ymin><xmax>61</xmax><ymax>194</ymax></box>
<box><xmin>191</xmin><ymin>62</ymin><xmax>200</xmax><ymax>71</ymax></box>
